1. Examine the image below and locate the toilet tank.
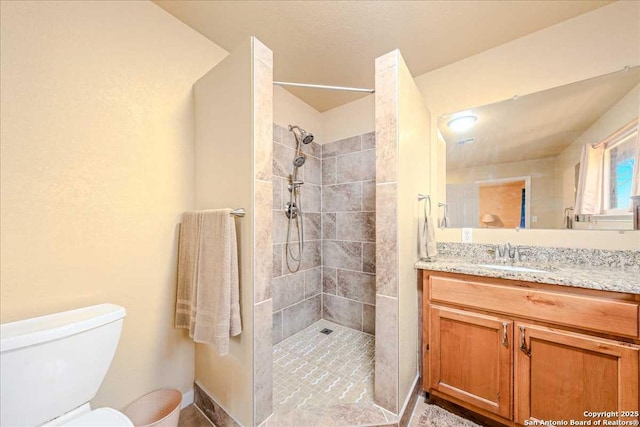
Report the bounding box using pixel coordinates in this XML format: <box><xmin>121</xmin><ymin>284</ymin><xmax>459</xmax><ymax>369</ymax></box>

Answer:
<box><xmin>0</xmin><ymin>304</ymin><xmax>126</xmax><ymax>427</ymax></box>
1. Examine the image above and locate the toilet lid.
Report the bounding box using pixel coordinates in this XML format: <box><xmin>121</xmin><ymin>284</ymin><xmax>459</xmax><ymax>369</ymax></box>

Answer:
<box><xmin>64</xmin><ymin>408</ymin><xmax>134</xmax><ymax>427</ymax></box>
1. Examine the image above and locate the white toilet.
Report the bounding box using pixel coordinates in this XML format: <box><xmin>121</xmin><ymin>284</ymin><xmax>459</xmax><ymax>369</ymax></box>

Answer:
<box><xmin>0</xmin><ymin>304</ymin><xmax>134</xmax><ymax>426</ymax></box>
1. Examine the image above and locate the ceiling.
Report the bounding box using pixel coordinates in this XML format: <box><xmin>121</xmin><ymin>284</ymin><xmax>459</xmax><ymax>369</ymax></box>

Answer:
<box><xmin>441</xmin><ymin>67</ymin><xmax>640</xmax><ymax>170</ymax></box>
<box><xmin>153</xmin><ymin>0</ymin><xmax>612</xmax><ymax>112</ymax></box>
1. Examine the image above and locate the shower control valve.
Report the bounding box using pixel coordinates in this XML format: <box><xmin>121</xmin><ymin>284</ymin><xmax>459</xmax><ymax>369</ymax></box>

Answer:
<box><xmin>285</xmin><ymin>202</ymin><xmax>299</xmax><ymax>219</ymax></box>
<box><xmin>287</xmin><ymin>181</ymin><xmax>304</xmax><ymax>192</ymax></box>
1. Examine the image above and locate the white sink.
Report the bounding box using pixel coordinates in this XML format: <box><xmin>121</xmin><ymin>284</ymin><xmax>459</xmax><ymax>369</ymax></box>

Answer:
<box><xmin>478</xmin><ymin>264</ymin><xmax>549</xmax><ymax>273</ymax></box>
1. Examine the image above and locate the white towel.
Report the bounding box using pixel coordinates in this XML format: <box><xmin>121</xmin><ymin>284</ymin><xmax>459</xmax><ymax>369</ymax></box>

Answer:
<box><xmin>175</xmin><ymin>209</ymin><xmax>241</xmax><ymax>356</ymax></box>
<box><xmin>419</xmin><ymin>212</ymin><xmax>438</xmax><ymax>260</ymax></box>
<box><xmin>175</xmin><ymin>211</ymin><xmax>200</xmax><ymax>332</ymax></box>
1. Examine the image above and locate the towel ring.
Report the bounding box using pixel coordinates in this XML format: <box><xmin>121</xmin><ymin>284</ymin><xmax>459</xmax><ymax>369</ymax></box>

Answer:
<box><xmin>418</xmin><ymin>194</ymin><xmax>431</xmax><ymax>216</ymax></box>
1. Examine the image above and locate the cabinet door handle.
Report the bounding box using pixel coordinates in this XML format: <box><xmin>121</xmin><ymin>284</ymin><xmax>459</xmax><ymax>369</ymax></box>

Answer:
<box><xmin>502</xmin><ymin>322</ymin><xmax>508</xmax><ymax>347</ymax></box>
<box><xmin>519</xmin><ymin>326</ymin><xmax>531</xmax><ymax>356</ymax></box>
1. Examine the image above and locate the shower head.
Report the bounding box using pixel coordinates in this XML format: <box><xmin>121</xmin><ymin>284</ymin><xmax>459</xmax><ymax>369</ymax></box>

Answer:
<box><xmin>293</xmin><ymin>154</ymin><xmax>306</xmax><ymax>167</ymax></box>
<box><xmin>289</xmin><ymin>125</ymin><xmax>314</xmax><ymax>144</ymax></box>
<box><xmin>300</xmin><ymin>130</ymin><xmax>314</xmax><ymax>144</ymax></box>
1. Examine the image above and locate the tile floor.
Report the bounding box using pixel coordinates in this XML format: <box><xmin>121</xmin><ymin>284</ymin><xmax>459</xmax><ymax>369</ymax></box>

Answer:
<box><xmin>273</xmin><ymin>319</ymin><xmax>375</xmax><ymax>413</ymax></box>
<box><xmin>180</xmin><ymin>321</ymin><xmax>480</xmax><ymax>427</ymax></box>
<box><xmin>178</xmin><ymin>404</ymin><xmax>213</xmax><ymax>427</ymax></box>
<box><xmin>181</xmin><ymin>397</ymin><xmax>480</xmax><ymax>427</ymax></box>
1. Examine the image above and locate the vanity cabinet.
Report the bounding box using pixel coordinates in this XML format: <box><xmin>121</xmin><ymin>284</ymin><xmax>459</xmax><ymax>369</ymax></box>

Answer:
<box><xmin>429</xmin><ymin>306</ymin><xmax>513</xmax><ymax>419</ymax></box>
<box><xmin>423</xmin><ymin>272</ymin><xmax>640</xmax><ymax>426</ymax></box>
<box><xmin>515</xmin><ymin>323</ymin><xmax>639</xmax><ymax>424</ymax></box>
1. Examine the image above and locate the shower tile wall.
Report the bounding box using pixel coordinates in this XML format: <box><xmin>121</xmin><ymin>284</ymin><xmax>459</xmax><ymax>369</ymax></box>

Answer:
<box><xmin>272</xmin><ymin>124</ymin><xmax>322</xmax><ymax>345</ymax></box>
<box><xmin>322</xmin><ymin>132</ymin><xmax>376</xmax><ymax>334</ymax></box>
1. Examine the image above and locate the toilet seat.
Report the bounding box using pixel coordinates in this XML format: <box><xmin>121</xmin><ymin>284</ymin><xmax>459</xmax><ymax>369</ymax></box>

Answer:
<box><xmin>63</xmin><ymin>408</ymin><xmax>133</xmax><ymax>427</ymax></box>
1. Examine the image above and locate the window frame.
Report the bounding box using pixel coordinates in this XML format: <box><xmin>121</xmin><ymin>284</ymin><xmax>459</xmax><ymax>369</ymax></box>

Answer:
<box><xmin>601</xmin><ymin>129</ymin><xmax>638</xmax><ymax>215</ymax></box>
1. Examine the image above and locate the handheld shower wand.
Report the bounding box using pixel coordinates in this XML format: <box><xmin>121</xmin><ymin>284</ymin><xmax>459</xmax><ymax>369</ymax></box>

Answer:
<box><xmin>284</xmin><ymin>125</ymin><xmax>314</xmax><ymax>272</ymax></box>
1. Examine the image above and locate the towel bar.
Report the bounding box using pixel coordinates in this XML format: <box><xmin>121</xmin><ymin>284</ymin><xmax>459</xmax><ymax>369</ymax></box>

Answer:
<box><xmin>231</xmin><ymin>208</ymin><xmax>245</xmax><ymax>217</ymax></box>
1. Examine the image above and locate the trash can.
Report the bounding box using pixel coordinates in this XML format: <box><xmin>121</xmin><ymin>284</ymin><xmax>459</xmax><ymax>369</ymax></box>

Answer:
<box><xmin>123</xmin><ymin>389</ymin><xmax>182</xmax><ymax>427</ymax></box>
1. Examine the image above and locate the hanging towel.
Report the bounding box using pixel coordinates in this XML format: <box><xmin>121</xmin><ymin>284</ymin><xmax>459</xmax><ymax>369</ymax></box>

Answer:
<box><xmin>575</xmin><ymin>144</ymin><xmax>604</xmax><ymax>215</ymax></box>
<box><xmin>175</xmin><ymin>211</ymin><xmax>201</xmax><ymax>331</ymax></box>
<box><xmin>175</xmin><ymin>209</ymin><xmax>241</xmax><ymax>356</ymax></box>
<box><xmin>438</xmin><ymin>203</ymin><xmax>450</xmax><ymax>228</ymax></box>
<box><xmin>419</xmin><ymin>207</ymin><xmax>438</xmax><ymax>260</ymax></box>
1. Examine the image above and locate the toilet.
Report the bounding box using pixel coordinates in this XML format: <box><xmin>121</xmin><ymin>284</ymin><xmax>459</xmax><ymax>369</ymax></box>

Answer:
<box><xmin>0</xmin><ymin>304</ymin><xmax>134</xmax><ymax>426</ymax></box>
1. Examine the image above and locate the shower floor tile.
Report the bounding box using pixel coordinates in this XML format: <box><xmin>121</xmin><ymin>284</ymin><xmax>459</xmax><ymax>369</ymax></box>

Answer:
<box><xmin>272</xmin><ymin>319</ymin><xmax>375</xmax><ymax>414</ymax></box>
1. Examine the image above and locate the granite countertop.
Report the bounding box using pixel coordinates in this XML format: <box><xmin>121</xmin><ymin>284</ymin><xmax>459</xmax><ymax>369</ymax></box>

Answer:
<box><xmin>415</xmin><ymin>256</ymin><xmax>640</xmax><ymax>295</ymax></box>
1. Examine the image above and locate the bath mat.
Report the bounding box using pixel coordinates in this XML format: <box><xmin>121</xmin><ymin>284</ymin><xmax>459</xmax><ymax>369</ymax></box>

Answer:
<box><xmin>416</xmin><ymin>404</ymin><xmax>480</xmax><ymax>427</ymax></box>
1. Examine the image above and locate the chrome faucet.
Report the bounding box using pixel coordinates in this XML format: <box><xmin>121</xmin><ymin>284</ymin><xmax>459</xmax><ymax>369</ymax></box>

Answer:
<box><xmin>512</xmin><ymin>245</ymin><xmax>530</xmax><ymax>261</ymax></box>
<box><xmin>489</xmin><ymin>243</ymin><xmax>507</xmax><ymax>260</ymax></box>
<box><xmin>493</xmin><ymin>243</ymin><xmax>529</xmax><ymax>261</ymax></box>
<box><xmin>495</xmin><ymin>243</ymin><xmax>508</xmax><ymax>260</ymax></box>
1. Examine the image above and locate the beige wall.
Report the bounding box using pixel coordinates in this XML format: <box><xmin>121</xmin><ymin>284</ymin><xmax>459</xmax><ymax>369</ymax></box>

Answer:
<box><xmin>415</xmin><ymin>1</ymin><xmax>639</xmax><ymax>120</ymax></box>
<box><xmin>322</xmin><ymin>94</ymin><xmax>375</xmax><ymax>143</ymax></box>
<box><xmin>436</xmin><ymin>227</ymin><xmax>640</xmax><ymax>251</ymax></box>
<box><xmin>274</xmin><ymin>86</ymin><xmax>324</xmax><ymax>144</ymax></box>
<box><xmin>252</xmin><ymin>39</ymin><xmax>274</xmax><ymax>426</ymax></box>
<box><xmin>0</xmin><ymin>0</ymin><xmax>226</xmax><ymax>410</ymax></box>
<box><xmin>374</xmin><ymin>50</ymin><xmax>428</xmax><ymax>415</ymax></box>
<box><xmin>557</xmin><ymin>83</ymin><xmax>640</xmax><ymax>172</ymax></box>
<box><xmin>193</xmin><ymin>38</ymin><xmax>255</xmax><ymax>427</ymax></box>
<box><xmin>448</xmin><ymin>157</ymin><xmax>558</xmax><ymax>229</ymax></box>
<box><xmin>397</xmin><ymin>54</ymin><xmax>429</xmax><ymax>411</ymax></box>
<box><xmin>420</xmin><ymin>1</ymin><xmax>640</xmax><ymax>249</ymax></box>
<box><xmin>374</xmin><ymin>51</ymin><xmax>400</xmax><ymax>413</ymax></box>
<box><xmin>557</xmin><ymin>83</ymin><xmax>640</xmax><ymax>214</ymax></box>
<box><xmin>322</xmin><ymin>1</ymin><xmax>640</xmax><ymax>249</ymax></box>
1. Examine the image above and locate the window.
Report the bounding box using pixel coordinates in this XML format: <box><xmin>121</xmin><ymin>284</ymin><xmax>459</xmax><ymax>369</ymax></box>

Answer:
<box><xmin>603</xmin><ymin>131</ymin><xmax>637</xmax><ymax>213</ymax></box>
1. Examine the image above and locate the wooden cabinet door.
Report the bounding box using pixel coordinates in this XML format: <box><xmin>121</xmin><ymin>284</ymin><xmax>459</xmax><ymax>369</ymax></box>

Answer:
<box><xmin>429</xmin><ymin>305</ymin><xmax>513</xmax><ymax>419</ymax></box>
<box><xmin>515</xmin><ymin>323</ymin><xmax>639</xmax><ymax>425</ymax></box>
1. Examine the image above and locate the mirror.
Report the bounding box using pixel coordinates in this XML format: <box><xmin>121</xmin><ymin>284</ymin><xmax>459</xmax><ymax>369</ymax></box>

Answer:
<box><xmin>440</xmin><ymin>66</ymin><xmax>640</xmax><ymax>231</ymax></box>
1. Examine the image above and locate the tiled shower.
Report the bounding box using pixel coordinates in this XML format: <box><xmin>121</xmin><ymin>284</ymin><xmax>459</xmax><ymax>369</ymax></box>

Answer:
<box><xmin>272</xmin><ymin>126</ymin><xmax>376</xmax><ymax>344</ymax></box>
<box><xmin>321</xmin><ymin>132</ymin><xmax>376</xmax><ymax>334</ymax></box>
<box><xmin>272</xmin><ymin>124</ymin><xmax>323</xmax><ymax>344</ymax></box>
<box><xmin>270</xmin><ymin>128</ymin><xmax>380</xmax><ymax>420</ymax></box>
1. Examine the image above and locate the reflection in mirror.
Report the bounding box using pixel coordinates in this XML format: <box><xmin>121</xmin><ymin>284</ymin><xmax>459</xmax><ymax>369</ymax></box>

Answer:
<box><xmin>440</xmin><ymin>66</ymin><xmax>640</xmax><ymax>231</ymax></box>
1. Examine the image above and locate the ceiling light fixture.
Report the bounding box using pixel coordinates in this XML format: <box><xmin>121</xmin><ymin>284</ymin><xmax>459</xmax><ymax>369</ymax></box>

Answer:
<box><xmin>447</xmin><ymin>115</ymin><xmax>477</xmax><ymax>132</ymax></box>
